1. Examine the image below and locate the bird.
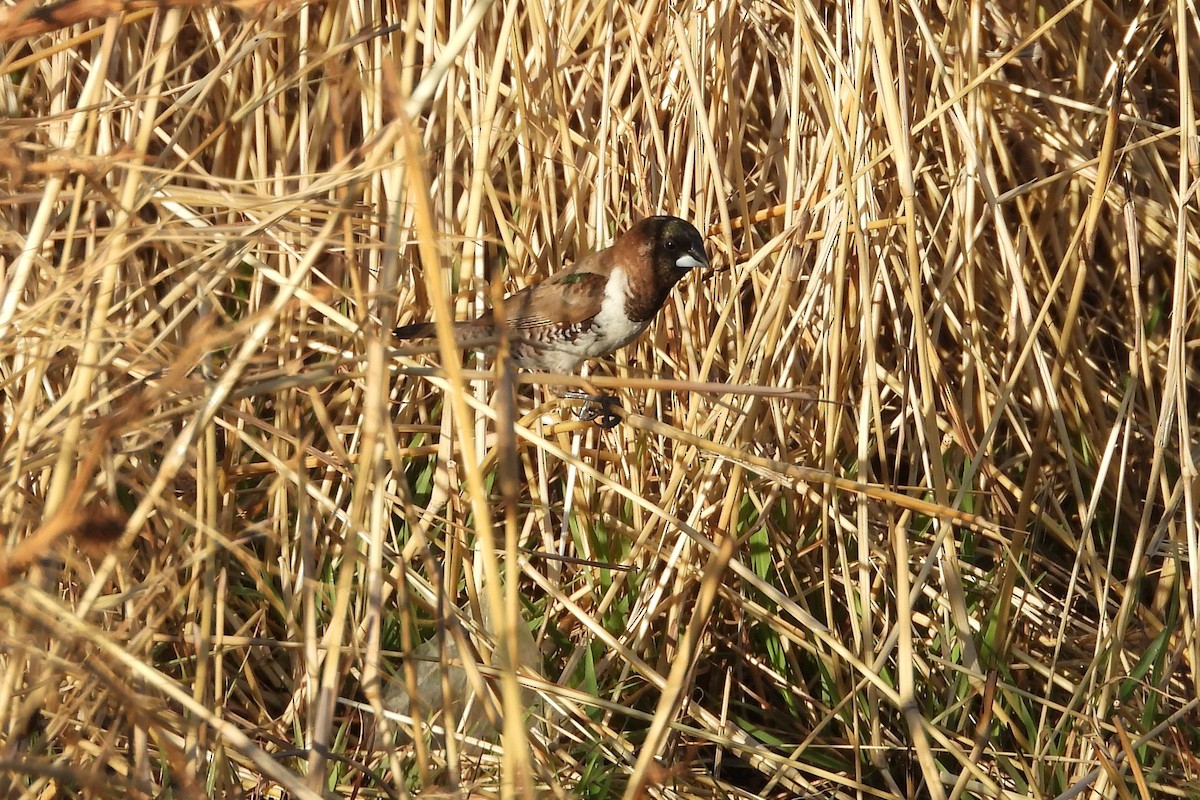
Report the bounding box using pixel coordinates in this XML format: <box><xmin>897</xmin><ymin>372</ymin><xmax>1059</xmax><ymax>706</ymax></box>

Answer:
<box><xmin>394</xmin><ymin>215</ymin><xmax>708</xmax><ymax>375</ymax></box>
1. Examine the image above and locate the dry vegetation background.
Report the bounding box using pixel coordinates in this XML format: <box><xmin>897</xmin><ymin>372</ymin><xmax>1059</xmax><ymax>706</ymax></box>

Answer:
<box><xmin>1</xmin><ymin>0</ymin><xmax>1198</xmax><ymax>797</ymax></box>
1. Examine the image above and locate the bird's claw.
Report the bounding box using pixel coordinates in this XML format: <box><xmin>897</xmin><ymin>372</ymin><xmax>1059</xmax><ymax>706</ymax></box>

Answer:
<box><xmin>561</xmin><ymin>392</ymin><xmax>623</xmax><ymax>428</ymax></box>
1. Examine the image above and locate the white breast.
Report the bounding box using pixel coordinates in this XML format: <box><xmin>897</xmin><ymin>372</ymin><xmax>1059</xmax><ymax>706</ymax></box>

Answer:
<box><xmin>583</xmin><ymin>266</ymin><xmax>651</xmax><ymax>357</ymax></box>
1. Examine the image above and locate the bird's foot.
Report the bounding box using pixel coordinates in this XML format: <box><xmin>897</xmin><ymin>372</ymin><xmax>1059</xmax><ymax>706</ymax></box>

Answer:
<box><xmin>560</xmin><ymin>391</ymin><xmax>623</xmax><ymax>429</ymax></box>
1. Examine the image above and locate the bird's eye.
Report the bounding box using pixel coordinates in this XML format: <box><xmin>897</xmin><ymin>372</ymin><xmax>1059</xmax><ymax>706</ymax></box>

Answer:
<box><xmin>665</xmin><ymin>238</ymin><xmax>677</xmax><ymax>250</ymax></box>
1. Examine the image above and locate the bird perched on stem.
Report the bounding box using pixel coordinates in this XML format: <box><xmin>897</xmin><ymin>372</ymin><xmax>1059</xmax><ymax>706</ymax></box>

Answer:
<box><xmin>395</xmin><ymin>216</ymin><xmax>708</xmax><ymax>424</ymax></box>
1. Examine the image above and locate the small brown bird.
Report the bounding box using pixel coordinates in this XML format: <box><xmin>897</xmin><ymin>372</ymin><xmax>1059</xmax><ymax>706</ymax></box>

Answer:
<box><xmin>394</xmin><ymin>216</ymin><xmax>708</xmax><ymax>374</ymax></box>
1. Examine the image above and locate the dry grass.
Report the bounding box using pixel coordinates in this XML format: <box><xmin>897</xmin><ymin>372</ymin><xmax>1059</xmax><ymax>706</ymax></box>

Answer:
<box><xmin>1</xmin><ymin>0</ymin><xmax>1198</xmax><ymax>798</ymax></box>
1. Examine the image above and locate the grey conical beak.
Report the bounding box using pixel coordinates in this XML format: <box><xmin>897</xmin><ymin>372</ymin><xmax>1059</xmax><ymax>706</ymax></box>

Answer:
<box><xmin>675</xmin><ymin>248</ymin><xmax>708</xmax><ymax>269</ymax></box>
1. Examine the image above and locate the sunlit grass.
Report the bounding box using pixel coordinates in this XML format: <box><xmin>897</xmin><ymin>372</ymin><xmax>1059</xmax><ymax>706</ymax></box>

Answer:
<box><xmin>1</xmin><ymin>0</ymin><xmax>1197</xmax><ymax>798</ymax></box>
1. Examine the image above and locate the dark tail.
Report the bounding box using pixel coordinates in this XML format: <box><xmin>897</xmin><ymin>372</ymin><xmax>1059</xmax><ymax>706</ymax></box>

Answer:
<box><xmin>395</xmin><ymin>316</ymin><xmax>495</xmax><ymax>341</ymax></box>
<box><xmin>394</xmin><ymin>321</ymin><xmax>437</xmax><ymax>339</ymax></box>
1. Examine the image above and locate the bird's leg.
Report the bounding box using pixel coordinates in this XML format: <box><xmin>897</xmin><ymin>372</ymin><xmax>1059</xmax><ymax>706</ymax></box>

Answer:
<box><xmin>561</xmin><ymin>393</ymin><xmax>621</xmax><ymax>428</ymax></box>
<box><xmin>561</xmin><ymin>391</ymin><xmax>622</xmax><ymax>428</ymax></box>
<box><xmin>559</xmin><ymin>368</ymin><xmax>622</xmax><ymax>428</ymax></box>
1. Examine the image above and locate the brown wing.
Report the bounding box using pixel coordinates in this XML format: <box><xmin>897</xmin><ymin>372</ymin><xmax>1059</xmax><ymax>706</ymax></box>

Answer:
<box><xmin>491</xmin><ymin>253</ymin><xmax>611</xmax><ymax>332</ymax></box>
<box><xmin>396</xmin><ymin>251</ymin><xmax>613</xmax><ymax>337</ymax></box>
